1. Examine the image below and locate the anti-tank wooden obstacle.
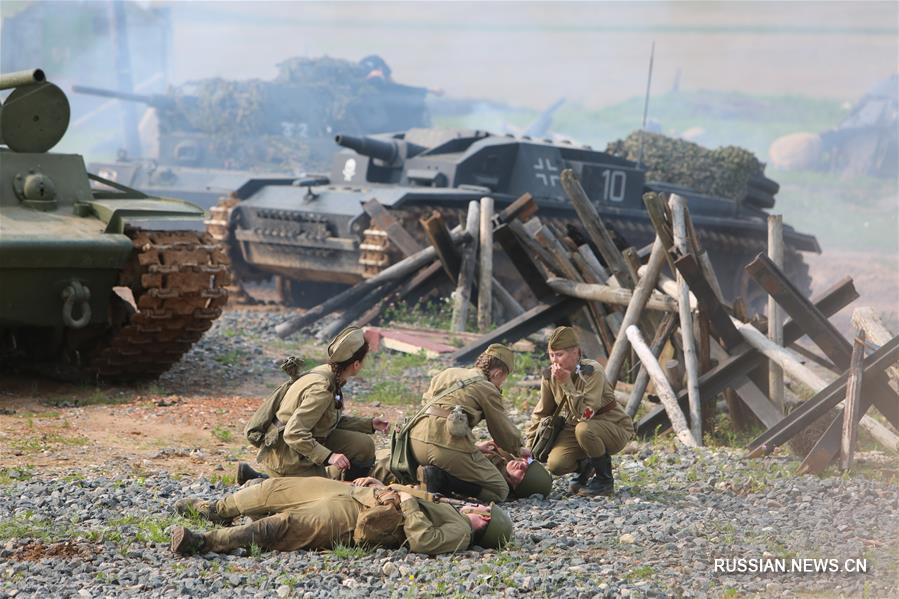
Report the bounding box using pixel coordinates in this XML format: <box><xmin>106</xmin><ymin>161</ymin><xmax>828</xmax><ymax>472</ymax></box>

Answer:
<box><xmin>273</xmin><ymin>170</ymin><xmax>898</xmax><ymax>469</ymax></box>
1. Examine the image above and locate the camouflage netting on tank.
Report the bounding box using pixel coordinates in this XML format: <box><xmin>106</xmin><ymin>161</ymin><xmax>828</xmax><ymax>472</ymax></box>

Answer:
<box><xmin>606</xmin><ymin>131</ymin><xmax>764</xmax><ymax>200</ymax></box>
<box><xmin>151</xmin><ymin>56</ymin><xmax>428</xmax><ymax>170</ymax></box>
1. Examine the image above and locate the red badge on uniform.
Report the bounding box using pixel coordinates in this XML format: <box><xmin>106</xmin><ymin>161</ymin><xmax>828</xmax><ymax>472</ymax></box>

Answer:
<box><xmin>583</xmin><ymin>407</ymin><xmax>594</xmax><ymax>420</ymax></box>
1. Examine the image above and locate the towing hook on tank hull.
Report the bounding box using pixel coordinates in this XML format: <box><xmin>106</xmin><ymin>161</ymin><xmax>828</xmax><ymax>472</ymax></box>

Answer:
<box><xmin>61</xmin><ymin>281</ymin><xmax>91</xmax><ymax>329</ymax></box>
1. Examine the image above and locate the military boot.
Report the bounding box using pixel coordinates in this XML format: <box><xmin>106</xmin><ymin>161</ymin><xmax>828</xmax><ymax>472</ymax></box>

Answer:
<box><xmin>567</xmin><ymin>459</ymin><xmax>595</xmax><ymax>494</ymax></box>
<box><xmin>578</xmin><ymin>454</ymin><xmax>615</xmax><ymax>497</ymax></box>
<box><xmin>342</xmin><ymin>461</ymin><xmax>374</xmax><ymax>482</ymax></box>
<box><xmin>236</xmin><ymin>462</ymin><xmax>268</xmax><ymax>486</ymax></box>
<box><xmin>442</xmin><ymin>471</ymin><xmax>482</xmax><ymax>500</ymax></box>
<box><xmin>417</xmin><ymin>465</ymin><xmax>448</xmax><ymax>494</ymax></box>
<box><xmin>173</xmin><ymin>497</ymin><xmax>233</xmax><ymax>525</ymax></box>
<box><xmin>170</xmin><ymin>526</ymin><xmax>207</xmax><ymax>555</ymax></box>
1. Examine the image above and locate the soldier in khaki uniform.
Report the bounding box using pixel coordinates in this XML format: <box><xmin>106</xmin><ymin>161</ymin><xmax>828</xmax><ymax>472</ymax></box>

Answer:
<box><xmin>170</xmin><ymin>476</ymin><xmax>513</xmax><ymax>555</ymax></box>
<box><xmin>408</xmin><ymin>344</ymin><xmax>531</xmax><ymax>503</ymax></box>
<box><xmin>525</xmin><ymin>327</ymin><xmax>635</xmax><ymax>496</ymax></box>
<box><xmin>241</xmin><ymin>327</ymin><xmax>388</xmax><ymax>483</ymax></box>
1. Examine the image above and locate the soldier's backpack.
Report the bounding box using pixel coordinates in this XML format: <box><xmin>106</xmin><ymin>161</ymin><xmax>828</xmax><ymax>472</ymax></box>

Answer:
<box><xmin>388</xmin><ymin>373</ymin><xmax>486</xmax><ymax>484</ymax></box>
<box><xmin>244</xmin><ymin>356</ymin><xmax>307</xmax><ymax>448</ymax></box>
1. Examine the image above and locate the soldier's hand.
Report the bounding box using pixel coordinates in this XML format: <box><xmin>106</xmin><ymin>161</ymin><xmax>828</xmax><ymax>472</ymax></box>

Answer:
<box><xmin>352</xmin><ymin>476</ymin><xmax>384</xmax><ymax>488</ymax></box>
<box><xmin>550</xmin><ymin>362</ymin><xmax>571</xmax><ymax>382</ymax></box>
<box><xmin>372</xmin><ymin>416</ymin><xmax>389</xmax><ymax>433</ymax></box>
<box><xmin>397</xmin><ymin>491</ymin><xmax>413</xmax><ymax>503</ymax></box>
<box><xmin>475</xmin><ymin>440</ymin><xmax>496</xmax><ymax>453</ymax></box>
<box><xmin>328</xmin><ymin>453</ymin><xmax>351</xmax><ymax>470</ymax></box>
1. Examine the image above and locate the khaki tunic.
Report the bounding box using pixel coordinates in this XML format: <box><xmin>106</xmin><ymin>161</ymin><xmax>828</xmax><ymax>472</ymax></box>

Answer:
<box><xmin>525</xmin><ymin>359</ymin><xmax>634</xmax><ymax>475</ymax></box>
<box><xmin>408</xmin><ymin>367</ymin><xmax>522</xmax><ymax>503</ymax></box>
<box><xmin>257</xmin><ymin>365</ymin><xmax>374</xmax><ymax>476</ymax></box>
<box><xmin>208</xmin><ymin>477</ymin><xmax>470</xmax><ymax>554</ymax></box>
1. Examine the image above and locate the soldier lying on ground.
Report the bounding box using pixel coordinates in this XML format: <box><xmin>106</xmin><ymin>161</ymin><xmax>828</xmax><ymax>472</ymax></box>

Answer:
<box><xmin>238</xmin><ymin>326</ymin><xmax>388</xmax><ymax>484</ymax></box>
<box><xmin>170</xmin><ymin>476</ymin><xmax>512</xmax><ymax>556</ymax></box>
<box><xmin>368</xmin><ymin>439</ymin><xmax>553</xmax><ymax>500</ymax></box>
<box><xmin>405</xmin><ymin>344</ymin><xmax>532</xmax><ymax>503</ymax></box>
<box><xmin>525</xmin><ymin>327</ymin><xmax>635</xmax><ymax>496</ymax></box>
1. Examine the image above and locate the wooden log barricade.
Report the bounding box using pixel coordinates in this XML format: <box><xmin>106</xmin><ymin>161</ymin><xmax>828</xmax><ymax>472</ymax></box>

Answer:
<box><xmin>270</xmin><ymin>169</ymin><xmax>897</xmax><ymax>478</ymax></box>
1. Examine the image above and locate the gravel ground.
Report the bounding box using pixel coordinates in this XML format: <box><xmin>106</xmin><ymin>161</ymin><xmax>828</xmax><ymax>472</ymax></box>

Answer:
<box><xmin>2</xmin><ymin>448</ymin><xmax>896</xmax><ymax>598</ymax></box>
<box><xmin>2</xmin><ymin>308</ymin><xmax>898</xmax><ymax>598</ymax></box>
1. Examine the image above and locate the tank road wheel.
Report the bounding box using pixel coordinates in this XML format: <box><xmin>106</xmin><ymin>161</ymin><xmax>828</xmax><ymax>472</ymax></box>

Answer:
<box><xmin>83</xmin><ymin>228</ymin><xmax>230</xmax><ymax>381</ymax></box>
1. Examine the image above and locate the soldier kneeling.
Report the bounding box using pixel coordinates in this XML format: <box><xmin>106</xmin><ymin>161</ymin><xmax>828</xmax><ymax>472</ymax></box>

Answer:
<box><xmin>525</xmin><ymin>327</ymin><xmax>635</xmax><ymax>496</ymax></box>
<box><xmin>170</xmin><ymin>476</ymin><xmax>512</xmax><ymax>556</ymax></box>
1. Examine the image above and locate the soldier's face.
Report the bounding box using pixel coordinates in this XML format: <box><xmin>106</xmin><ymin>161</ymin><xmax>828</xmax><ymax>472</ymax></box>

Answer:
<box><xmin>505</xmin><ymin>459</ymin><xmax>528</xmax><ymax>486</ymax></box>
<box><xmin>548</xmin><ymin>347</ymin><xmax>580</xmax><ymax>372</ymax></box>
<box><xmin>488</xmin><ymin>367</ymin><xmax>509</xmax><ymax>389</ymax></box>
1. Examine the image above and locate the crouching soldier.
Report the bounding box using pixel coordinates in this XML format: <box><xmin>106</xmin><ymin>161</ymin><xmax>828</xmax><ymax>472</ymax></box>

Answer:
<box><xmin>368</xmin><ymin>439</ymin><xmax>553</xmax><ymax>501</ymax></box>
<box><xmin>525</xmin><ymin>327</ymin><xmax>634</xmax><ymax>496</ymax></box>
<box><xmin>238</xmin><ymin>326</ymin><xmax>388</xmax><ymax>484</ymax></box>
<box><xmin>170</xmin><ymin>477</ymin><xmax>512</xmax><ymax>556</ymax></box>
<box><xmin>406</xmin><ymin>344</ymin><xmax>532</xmax><ymax>503</ymax></box>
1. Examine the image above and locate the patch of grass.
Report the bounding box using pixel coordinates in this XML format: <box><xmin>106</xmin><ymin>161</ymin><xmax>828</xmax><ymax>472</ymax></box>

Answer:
<box><xmin>214</xmin><ymin>349</ymin><xmax>246</xmax><ymax>367</ymax></box>
<box><xmin>625</xmin><ymin>565</ymin><xmax>655</xmax><ymax>580</ymax></box>
<box><xmin>0</xmin><ymin>466</ymin><xmax>35</xmax><ymax>485</ymax></box>
<box><xmin>211</xmin><ymin>426</ymin><xmax>234</xmax><ymax>443</ymax></box>
<box><xmin>0</xmin><ymin>514</ymin><xmax>57</xmax><ymax>541</ymax></box>
<box><xmin>331</xmin><ymin>543</ymin><xmax>370</xmax><ymax>559</ymax></box>
<box><xmin>9</xmin><ymin>432</ymin><xmax>90</xmax><ymax>454</ymax></box>
<box><xmin>363</xmin><ymin>380</ymin><xmax>421</xmax><ymax>406</ymax></box>
<box><xmin>105</xmin><ymin>513</ymin><xmax>210</xmax><ymax>545</ymax></box>
<box><xmin>249</xmin><ymin>543</ymin><xmax>263</xmax><ymax>558</ymax></box>
<box><xmin>209</xmin><ymin>472</ymin><xmax>236</xmax><ymax>486</ymax></box>
<box><xmin>381</xmin><ymin>297</ymin><xmax>455</xmax><ymax>331</ymax></box>
<box><xmin>704</xmin><ymin>413</ymin><xmax>765</xmax><ymax>448</ymax></box>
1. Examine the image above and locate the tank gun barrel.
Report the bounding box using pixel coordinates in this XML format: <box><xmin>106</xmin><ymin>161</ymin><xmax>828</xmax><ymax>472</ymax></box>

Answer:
<box><xmin>335</xmin><ymin>134</ymin><xmax>399</xmax><ymax>164</ymax></box>
<box><xmin>71</xmin><ymin>85</ymin><xmax>175</xmax><ymax>110</ymax></box>
<box><xmin>0</xmin><ymin>68</ymin><xmax>45</xmax><ymax>91</ymax></box>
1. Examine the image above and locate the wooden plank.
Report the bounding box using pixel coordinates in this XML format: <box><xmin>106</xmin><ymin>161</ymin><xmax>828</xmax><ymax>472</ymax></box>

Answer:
<box><xmin>748</xmin><ymin>334</ymin><xmax>899</xmax><ymax>458</ymax></box>
<box><xmin>637</xmin><ymin>278</ymin><xmax>859</xmax><ymax>437</ymax></box>
<box><xmin>363</xmin><ymin>198</ymin><xmax>422</xmax><ymax>256</ymax></box>
<box><xmin>767</xmin><ymin>214</ymin><xmax>786</xmax><ymax>414</ymax></box>
<box><xmin>851</xmin><ymin>307</ymin><xmax>899</xmax><ymax>385</ymax></box>
<box><xmin>841</xmin><ymin>331</ymin><xmax>865</xmax><ymax>470</ymax></box>
<box><xmin>496</xmin><ymin>192</ymin><xmax>538</xmax><ymax>225</ymax></box>
<box><xmin>451</xmin><ymin>201</ymin><xmax>481</xmax><ymax>332</ymax></box>
<box><xmin>546</xmin><ymin>277</ymin><xmax>675</xmax><ymax>312</ymax></box>
<box><xmin>674</xmin><ymin>254</ymin><xmax>743</xmax><ymax>350</ymax></box>
<box><xmin>747</xmin><ymin>253</ymin><xmax>899</xmax><ymax>429</ymax></box>
<box><xmin>449</xmin><ymin>297</ymin><xmax>584</xmax><ymax>364</ymax></box>
<box><xmin>276</xmin><ymin>228</ymin><xmax>469</xmax><ymax>337</ymax></box>
<box><xmin>605</xmin><ymin>237</ymin><xmax>668</xmax><ymax>386</ymax></box>
<box><xmin>477</xmin><ymin>197</ymin><xmax>495</xmax><ymax>332</ymax></box>
<box><xmin>625</xmin><ymin>312</ymin><xmax>678</xmax><ymax>417</ymax></box>
<box><xmin>421</xmin><ymin>211</ymin><xmax>462</xmax><ymax>284</ymax></box>
<box><xmin>560</xmin><ymin>168</ymin><xmax>635</xmax><ymax>288</ymax></box>
<box><xmin>733</xmin><ymin>376</ymin><xmax>785</xmax><ymax>429</ymax></box>
<box><xmin>626</xmin><ymin>325</ymin><xmax>698</xmax><ymax>447</ymax></box>
<box><xmin>494</xmin><ymin>223</ymin><xmax>554</xmax><ymax>301</ymax></box>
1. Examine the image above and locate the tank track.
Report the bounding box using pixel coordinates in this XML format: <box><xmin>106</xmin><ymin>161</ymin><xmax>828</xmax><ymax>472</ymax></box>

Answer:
<box><xmin>85</xmin><ymin>228</ymin><xmax>230</xmax><ymax>380</ymax></box>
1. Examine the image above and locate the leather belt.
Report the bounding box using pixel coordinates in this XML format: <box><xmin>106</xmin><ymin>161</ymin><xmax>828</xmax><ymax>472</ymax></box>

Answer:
<box><xmin>425</xmin><ymin>406</ymin><xmax>452</xmax><ymax>418</ymax></box>
<box><xmin>594</xmin><ymin>401</ymin><xmax>617</xmax><ymax>417</ymax></box>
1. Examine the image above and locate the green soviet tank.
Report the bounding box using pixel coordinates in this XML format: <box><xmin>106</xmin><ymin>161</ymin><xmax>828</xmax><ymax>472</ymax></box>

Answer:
<box><xmin>0</xmin><ymin>69</ymin><xmax>230</xmax><ymax>381</ymax></box>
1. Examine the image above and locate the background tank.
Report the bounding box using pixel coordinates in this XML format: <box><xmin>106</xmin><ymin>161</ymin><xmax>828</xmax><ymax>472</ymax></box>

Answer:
<box><xmin>210</xmin><ymin>128</ymin><xmax>819</xmax><ymax>311</ymax></box>
<box><xmin>0</xmin><ymin>69</ymin><xmax>230</xmax><ymax>381</ymax></box>
<box><xmin>73</xmin><ymin>55</ymin><xmax>432</xmax><ymax>208</ymax></box>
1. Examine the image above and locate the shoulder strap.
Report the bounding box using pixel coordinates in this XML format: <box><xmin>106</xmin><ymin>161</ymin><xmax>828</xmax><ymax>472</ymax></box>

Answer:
<box><xmin>399</xmin><ymin>373</ymin><xmax>487</xmax><ymax>435</ymax></box>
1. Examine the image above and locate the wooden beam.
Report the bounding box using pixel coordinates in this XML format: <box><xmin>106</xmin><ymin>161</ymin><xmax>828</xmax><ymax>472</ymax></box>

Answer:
<box><xmin>546</xmin><ymin>277</ymin><xmax>675</xmax><ymax>312</ymax></box>
<box><xmin>421</xmin><ymin>211</ymin><xmax>462</xmax><ymax>284</ymax></box>
<box><xmin>477</xmin><ymin>197</ymin><xmax>494</xmax><ymax>332</ymax></box>
<box><xmin>747</xmin><ymin>253</ymin><xmax>899</xmax><ymax>430</ymax></box>
<box><xmin>637</xmin><ymin>277</ymin><xmax>859</xmax><ymax>437</ymax></box>
<box><xmin>767</xmin><ymin>214</ymin><xmax>786</xmax><ymax>414</ymax></box>
<box><xmin>560</xmin><ymin>169</ymin><xmax>635</xmax><ymax>288</ymax></box>
<box><xmin>494</xmin><ymin>223</ymin><xmax>553</xmax><ymax>301</ymax></box>
<box><xmin>625</xmin><ymin>312</ymin><xmax>678</xmax><ymax>417</ymax></box>
<box><xmin>449</xmin><ymin>296</ymin><xmax>584</xmax><ymax>364</ymax></box>
<box><xmin>451</xmin><ymin>201</ymin><xmax>481</xmax><ymax>332</ymax></box>
<box><xmin>275</xmin><ymin>228</ymin><xmax>469</xmax><ymax>337</ymax></box>
<box><xmin>841</xmin><ymin>331</ymin><xmax>865</xmax><ymax>470</ymax></box>
<box><xmin>605</xmin><ymin>238</ymin><xmax>668</xmax><ymax>386</ymax></box>
<box><xmin>626</xmin><ymin>325</ymin><xmax>698</xmax><ymax>447</ymax></box>
<box><xmin>362</xmin><ymin>199</ymin><xmax>422</xmax><ymax>256</ymax></box>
